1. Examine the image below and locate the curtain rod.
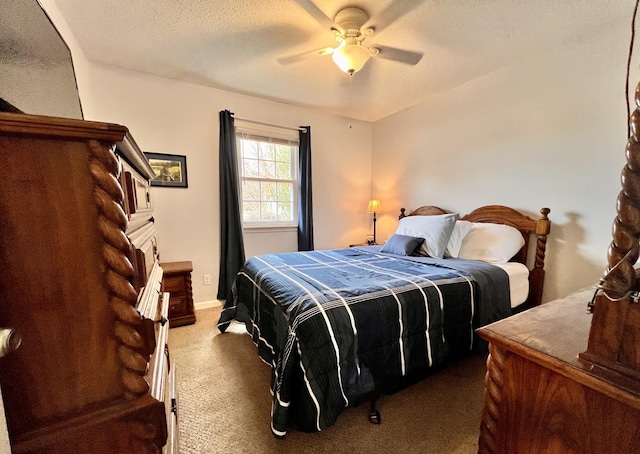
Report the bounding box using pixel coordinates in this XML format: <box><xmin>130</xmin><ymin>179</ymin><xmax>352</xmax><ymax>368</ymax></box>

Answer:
<box><xmin>231</xmin><ymin>115</ymin><xmax>307</xmax><ymax>133</ymax></box>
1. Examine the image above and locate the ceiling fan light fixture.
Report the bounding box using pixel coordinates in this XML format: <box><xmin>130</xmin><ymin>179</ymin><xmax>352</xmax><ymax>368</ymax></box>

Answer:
<box><xmin>332</xmin><ymin>43</ymin><xmax>370</xmax><ymax>74</ymax></box>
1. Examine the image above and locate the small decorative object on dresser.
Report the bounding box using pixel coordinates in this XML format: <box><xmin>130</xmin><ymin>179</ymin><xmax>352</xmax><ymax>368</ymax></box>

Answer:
<box><xmin>161</xmin><ymin>261</ymin><xmax>196</xmax><ymax>327</ymax></box>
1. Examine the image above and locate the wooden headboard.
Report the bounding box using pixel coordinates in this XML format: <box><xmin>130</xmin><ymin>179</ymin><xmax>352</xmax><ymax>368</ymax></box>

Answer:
<box><xmin>399</xmin><ymin>205</ymin><xmax>551</xmax><ymax>307</ymax></box>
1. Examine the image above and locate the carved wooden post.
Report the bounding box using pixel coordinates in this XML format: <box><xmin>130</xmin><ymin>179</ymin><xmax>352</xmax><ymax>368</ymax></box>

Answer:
<box><xmin>477</xmin><ymin>344</ymin><xmax>507</xmax><ymax>454</ymax></box>
<box><xmin>527</xmin><ymin>208</ymin><xmax>551</xmax><ymax>306</ymax></box>
<box><xmin>579</xmin><ymin>80</ymin><xmax>640</xmax><ymax>377</ymax></box>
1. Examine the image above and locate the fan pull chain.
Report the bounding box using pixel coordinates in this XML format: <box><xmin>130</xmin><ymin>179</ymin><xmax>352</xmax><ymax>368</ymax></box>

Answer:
<box><xmin>348</xmin><ymin>73</ymin><xmax>353</xmax><ymax>129</ymax></box>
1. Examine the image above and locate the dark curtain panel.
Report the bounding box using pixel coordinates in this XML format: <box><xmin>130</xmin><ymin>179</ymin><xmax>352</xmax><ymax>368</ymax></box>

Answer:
<box><xmin>298</xmin><ymin>126</ymin><xmax>314</xmax><ymax>251</ymax></box>
<box><xmin>217</xmin><ymin>110</ymin><xmax>245</xmax><ymax>300</ymax></box>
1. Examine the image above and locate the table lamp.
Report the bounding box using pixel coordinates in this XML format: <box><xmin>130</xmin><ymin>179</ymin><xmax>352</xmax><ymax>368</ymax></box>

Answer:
<box><xmin>366</xmin><ymin>199</ymin><xmax>382</xmax><ymax>244</ymax></box>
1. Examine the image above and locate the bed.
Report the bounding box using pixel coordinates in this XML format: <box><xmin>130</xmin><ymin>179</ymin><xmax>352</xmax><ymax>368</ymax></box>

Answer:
<box><xmin>217</xmin><ymin>204</ymin><xmax>551</xmax><ymax>437</ymax></box>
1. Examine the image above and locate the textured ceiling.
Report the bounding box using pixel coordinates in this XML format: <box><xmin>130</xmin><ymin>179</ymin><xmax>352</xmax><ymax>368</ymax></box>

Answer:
<box><xmin>54</xmin><ymin>0</ymin><xmax>631</xmax><ymax>122</ymax></box>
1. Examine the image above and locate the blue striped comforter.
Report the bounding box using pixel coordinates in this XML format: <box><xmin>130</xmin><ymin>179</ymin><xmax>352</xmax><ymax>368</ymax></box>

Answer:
<box><xmin>217</xmin><ymin>247</ymin><xmax>511</xmax><ymax>436</ymax></box>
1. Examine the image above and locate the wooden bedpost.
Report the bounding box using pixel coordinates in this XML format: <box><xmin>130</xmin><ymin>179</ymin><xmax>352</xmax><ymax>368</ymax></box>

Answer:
<box><xmin>527</xmin><ymin>208</ymin><xmax>551</xmax><ymax>307</ymax></box>
<box><xmin>579</xmin><ymin>80</ymin><xmax>640</xmax><ymax>379</ymax></box>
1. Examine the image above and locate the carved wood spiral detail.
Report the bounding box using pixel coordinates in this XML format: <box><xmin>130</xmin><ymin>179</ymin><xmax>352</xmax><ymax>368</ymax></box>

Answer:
<box><xmin>87</xmin><ymin>139</ymin><xmax>149</xmax><ymax>399</ymax></box>
<box><xmin>185</xmin><ymin>271</ymin><xmax>193</xmax><ymax>310</ymax></box>
<box><xmin>478</xmin><ymin>344</ymin><xmax>507</xmax><ymax>454</ymax></box>
<box><xmin>534</xmin><ymin>208</ymin><xmax>550</xmax><ymax>270</ymax></box>
<box><xmin>600</xmin><ymin>83</ymin><xmax>640</xmax><ymax>299</ymax></box>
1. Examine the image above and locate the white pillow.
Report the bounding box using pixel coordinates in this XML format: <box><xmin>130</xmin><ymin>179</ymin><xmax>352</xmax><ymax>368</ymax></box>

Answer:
<box><xmin>445</xmin><ymin>220</ymin><xmax>473</xmax><ymax>258</ymax></box>
<box><xmin>458</xmin><ymin>222</ymin><xmax>525</xmax><ymax>263</ymax></box>
<box><xmin>394</xmin><ymin>213</ymin><xmax>459</xmax><ymax>259</ymax></box>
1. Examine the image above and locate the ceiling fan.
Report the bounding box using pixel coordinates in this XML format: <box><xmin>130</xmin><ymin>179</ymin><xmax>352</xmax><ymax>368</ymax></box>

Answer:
<box><xmin>278</xmin><ymin>1</ymin><xmax>424</xmax><ymax>75</ymax></box>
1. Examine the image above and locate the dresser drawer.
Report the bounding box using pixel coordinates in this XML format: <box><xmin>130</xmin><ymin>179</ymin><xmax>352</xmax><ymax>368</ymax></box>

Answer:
<box><xmin>129</xmin><ymin>222</ymin><xmax>159</xmax><ymax>291</ymax></box>
<box><xmin>144</xmin><ymin>293</ymin><xmax>170</xmax><ymax>450</ymax></box>
<box><xmin>164</xmin><ymin>364</ymin><xmax>179</xmax><ymax>454</ymax></box>
<box><xmin>121</xmin><ymin>158</ymin><xmax>153</xmax><ymax>233</ymax></box>
<box><xmin>161</xmin><ymin>261</ymin><xmax>196</xmax><ymax>328</ymax></box>
<box><xmin>164</xmin><ymin>275</ymin><xmax>186</xmax><ymax>294</ymax></box>
<box><xmin>169</xmin><ymin>296</ymin><xmax>187</xmax><ymax>318</ymax></box>
<box><xmin>136</xmin><ymin>269</ymin><xmax>166</xmax><ymax>356</ymax></box>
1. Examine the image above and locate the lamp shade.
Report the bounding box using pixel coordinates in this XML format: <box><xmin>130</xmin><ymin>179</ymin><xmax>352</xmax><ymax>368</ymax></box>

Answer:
<box><xmin>332</xmin><ymin>43</ymin><xmax>371</xmax><ymax>74</ymax></box>
<box><xmin>367</xmin><ymin>199</ymin><xmax>382</xmax><ymax>213</ymax></box>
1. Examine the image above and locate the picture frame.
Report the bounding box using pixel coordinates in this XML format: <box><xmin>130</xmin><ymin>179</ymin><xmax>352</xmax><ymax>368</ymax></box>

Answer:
<box><xmin>144</xmin><ymin>152</ymin><xmax>188</xmax><ymax>188</ymax></box>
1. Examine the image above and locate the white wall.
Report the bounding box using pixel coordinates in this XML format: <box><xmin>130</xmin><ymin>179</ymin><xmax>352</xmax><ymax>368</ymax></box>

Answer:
<box><xmin>373</xmin><ymin>18</ymin><xmax>630</xmax><ymax>303</ymax></box>
<box><xmin>80</xmin><ymin>64</ymin><xmax>373</xmax><ymax>305</ymax></box>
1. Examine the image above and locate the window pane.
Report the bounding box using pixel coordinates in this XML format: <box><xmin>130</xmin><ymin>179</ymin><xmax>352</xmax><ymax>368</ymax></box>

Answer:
<box><xmin>243</xmin><ymin>180</ymin><xmax>260</xmax><ymax>201</ymax></box>
<box><xmin>240</xmin><ymin>139</ymin><xmax>258</xmax><ymax>159</ymax></box>
<box><xmin>259</xmin><ymin>160</ymin><xmax>276</xmax><ymax>179</ymax></box>
<box><xmin>258</xmin><ymin>142</ymin><xmax>275</xmax><ymax>161</ymax></box>
<box><xmin>260</xmin><ymin>181</ymin><xmax>277</xmax><ymax>201</ymax></box>
<box><xmin>261</xmin><ymin>202</ymin><xmax>278</xmax><ymax>221</ymax></box>
<box><xmin>243</xmin><ymin>202</ymin><xmax>260</xmax><ymax>221</ymax></box>
<box><xmin>277</xmin><ymin>182</ymin><xmax>293</xmax><ymax>202</ymax></box>
<box><xmin>276</xmin><ymin>161</ymin><xmax>291</xmax><ymax>179</ymax></box>
<box><xmin>275</xmin><ymin>146</ymin><xmax>291</xmax><ymax>162</ymax></box>
<box><xmin>278</xmin><ymin>202</ymin><xmax>293</xmax><ymax>221</ymax></box>
<box><xmin>242</xmin><ymin>158</ymin><xmax>259</xmax><ymax>178</ymax></box>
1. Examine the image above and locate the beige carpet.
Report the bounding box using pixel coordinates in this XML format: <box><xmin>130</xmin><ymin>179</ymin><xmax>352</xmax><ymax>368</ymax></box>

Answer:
<box><xmin>168</xmin><ymin>306</ymin><xmax>488</xmax><ymax>454</ymax></box>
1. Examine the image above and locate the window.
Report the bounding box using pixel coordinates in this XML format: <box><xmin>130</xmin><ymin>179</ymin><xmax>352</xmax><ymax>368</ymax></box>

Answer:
<box><xmin>236</xmin><ymin>126</ymin><xmax>298</xmax><ymax>227</ymax></box>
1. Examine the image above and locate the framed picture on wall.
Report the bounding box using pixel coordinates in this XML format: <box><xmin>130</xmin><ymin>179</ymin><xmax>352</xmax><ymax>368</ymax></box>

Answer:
<box><xmin>144</xmin><ymin>152</ymin><xmax>188</xmax><ymax>188</ymax></box>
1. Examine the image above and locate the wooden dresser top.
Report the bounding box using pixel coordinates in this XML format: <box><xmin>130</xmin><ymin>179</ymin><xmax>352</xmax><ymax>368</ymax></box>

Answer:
<box><xmin>161</xmin><ymin>261</ymin><xmax>193</xmax><ymax>273</ymax></box>
<box><xmin>477</xmin><ymin>286</ymin><xmax>640</xmax><ymax>408</ymax></box>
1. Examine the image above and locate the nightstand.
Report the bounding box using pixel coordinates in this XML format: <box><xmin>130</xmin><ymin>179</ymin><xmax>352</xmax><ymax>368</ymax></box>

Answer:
<box><xmin>349</xmin><ymin>243</ymin><xmax>377</xmax><ymax>247</ymax></box>
<box><xmin>161</xmin><ymin>261</ymin><xmax>196</xmax><ymax>327</ymax></box>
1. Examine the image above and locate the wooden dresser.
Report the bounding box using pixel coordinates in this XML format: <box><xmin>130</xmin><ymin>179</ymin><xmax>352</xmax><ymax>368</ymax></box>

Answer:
<box><xmin>161</xmin><ymin>261</ymin><xmax>196</xmax><ymax>327</ymax></box>
<box><xmin>0</xmin><ymin>112</ymin><xmax>178</xmax><ymax>453</ymax></box>
<box><xmin>477</xmin><ymin>287</ymin><xmax>640</xmax><ymax>453</ymax></box>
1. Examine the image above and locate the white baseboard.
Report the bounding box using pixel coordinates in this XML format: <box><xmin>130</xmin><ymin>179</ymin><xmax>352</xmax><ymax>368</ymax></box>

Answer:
<box><xmin>195</xmin><ymin>300</ymin><xmax>223</xmax><ymax>311</ymax></box>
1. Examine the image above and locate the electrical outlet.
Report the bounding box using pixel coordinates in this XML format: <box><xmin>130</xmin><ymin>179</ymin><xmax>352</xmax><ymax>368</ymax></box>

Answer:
<box><xmin>203</xmin><ymin>274</ymin><xmax>212</xmax><ymax>285</ymax></box>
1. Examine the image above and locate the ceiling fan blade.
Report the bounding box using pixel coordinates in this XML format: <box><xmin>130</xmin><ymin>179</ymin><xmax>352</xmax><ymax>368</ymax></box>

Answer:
<box><xmin>372</xmin><ymin>45</ymin><xmax>423</xmax><ymax>66</ymax></box>
<box><xmin>277</xmin><ymin>47</ymin><xmax>334</xmax><ymax>65</ymax></box>
<box><xmin>363</xmin><ymin>0</ymin><xmax>423</xmax><ymax>35</ymax></box>
<box><xmin>293</xmin><ymin>0</ymin><xmax>342</xmax><ymax>33</ymax></box>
